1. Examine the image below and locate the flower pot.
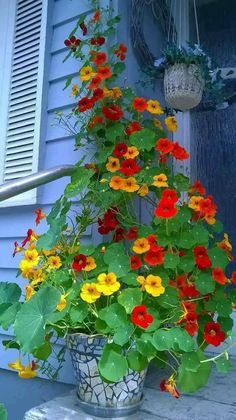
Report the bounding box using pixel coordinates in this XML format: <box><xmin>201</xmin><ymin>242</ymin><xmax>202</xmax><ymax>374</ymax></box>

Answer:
<box><xmin>164</xmin><ymin>63</ymin><xmax>204</xmax><ymax>111</ymax></box>
<box><xmin>67</xmin><ymin>333</ymin><xmax>147</xmax><ymax>418</ymax></box>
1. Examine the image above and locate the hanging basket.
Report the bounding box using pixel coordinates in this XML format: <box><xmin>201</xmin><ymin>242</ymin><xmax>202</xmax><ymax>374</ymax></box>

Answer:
<box><xmin>164</xmin><ymin>63</ymin><xmax>204</xmax><ymax>110</ymax></box>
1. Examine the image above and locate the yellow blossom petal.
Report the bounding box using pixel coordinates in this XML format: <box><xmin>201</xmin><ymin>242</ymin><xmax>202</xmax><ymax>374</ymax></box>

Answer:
<box><xmin>106</xmin><ymin>156</ymin><xmax>120</xmax><ymax>173</ymax></box>
<box><xmin>97</xmin><ymin>272</ymin><xmax>120</xmax><ymax>296</ymax></box>
<box><xmin>80</xmin><ymin>283</ymin><xmax>101</xmax><ymax>303</ymax></box>
<box><xmin>18</xmin><ymin>364</ymin><xmax>37</xmax><ymax>379</ymax></box>
<box><xmin>83</xmin><ymin>256</ymin><xmax>97</xmax><ymax>272</ymax></box>
<box><xmin>138</xmin><ymin>184</ymin><xmax>149</xmax><ymax>197</ymax></box>
<box><xmin>133</xmin><ymin>238</ymin><xmax>150</xmax><ymax>254</ymax></box>
<box><xmin>80</xmin><ymin>66</ymin><xmax>96</xmax><ymax>81</ymax></box>
<box><xmin>56</xmin><ymin>294</ymin><xmax>67</xmax><ymax>311</ymax></box>
<box><xmin>165</xmin><ymin>116</ymin><xmax>178</xmax><ymax>132</ymax></box>
<box><xmin>8</xmin><ymin>358</ymin><xmax>24</xmax><ymax>371</ymax></box>
<box><xmin>152</xmin><ymin>174</ymin><xmax>168</xmax><ymax>188</ymax></box>
<box><xmin>147</xmin><ymin>100</ymin><xmax>164</xmax><ymax>115</ymax></box>
<box><xmin>144</xmin><ymin>275</ymin><xmax>165</xmax><ymax>297</ymax></box>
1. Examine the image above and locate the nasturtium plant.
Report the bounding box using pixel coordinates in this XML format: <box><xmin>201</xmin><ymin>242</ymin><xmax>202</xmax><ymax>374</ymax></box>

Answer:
<box><xmin>1</xmin><ymin>0</ymin><xmax>235</xmax><ymax>398</ymax></box>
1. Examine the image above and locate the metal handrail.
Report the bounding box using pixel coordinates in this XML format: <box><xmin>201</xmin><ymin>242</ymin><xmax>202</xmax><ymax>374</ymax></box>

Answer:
<box><xmin>0</xmin><ymin>165</ymin><xmax>75</xmax><ymax>201</ymax></box>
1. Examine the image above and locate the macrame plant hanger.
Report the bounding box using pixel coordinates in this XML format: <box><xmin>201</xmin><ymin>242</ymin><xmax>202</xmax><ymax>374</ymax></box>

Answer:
<box><xmin>164</xmin><ymin>0</ymin><xmax>204</xmax><ymax>111</ymax></box>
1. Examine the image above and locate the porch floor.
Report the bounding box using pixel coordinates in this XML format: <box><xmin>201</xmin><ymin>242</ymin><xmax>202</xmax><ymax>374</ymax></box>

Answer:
<box><xmin>24</xmin><ymin>358</ymin><xmax>236</xmax><ymax>420</ymax></box>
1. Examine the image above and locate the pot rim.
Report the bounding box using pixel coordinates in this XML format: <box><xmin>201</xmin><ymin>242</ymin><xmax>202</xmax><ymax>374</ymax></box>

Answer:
<box><xmin>67</xmin><ymin>332</ymin><xmax>107</xmax><ymax>339</ymax></box>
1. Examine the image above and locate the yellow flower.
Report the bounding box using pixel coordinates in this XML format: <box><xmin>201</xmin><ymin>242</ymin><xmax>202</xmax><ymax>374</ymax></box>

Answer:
<box><xmin>97</xmin><ymin>272</ymin><xmax>120</xmax><ymax>296</ymax></box>
<box><xmin>124</xmin><ymin>146</ymin><xmax>139</xmax><ymax>159</ymax></box>
<box><xmin>165</xmin><ymin>116</ymin><xmax>178</xmax><ymax>132</ymax></box>
<box><xmin>147</xmin><ymin>100</ymin><xmax>164</xmax><ymax>115</ymax></box>
<box><xmin>223</xmin><ymin>233</ymin><xmax>232</xmax><ymax>251</ymax></box>
<box><xmin>137</xmin><ymin>275</ymin><xmax>146</xmax><ymax>291</ymax></box>
<box><xmin>133</xmin><ymin>238</ymin><xmax>150</xmax><ymax>254</ymax></box>
<box><xmin>153</xmin><ymin>119</ymin><xmax>163</xmax><ymax>129</ymax></box>
<box><xmin>103</xmin><ymin>87</ymin><xmax>114</xmax><ymax>97</ymax></box>
<box><xmin>152</xmin><ymin>174</ymin><xmax>168</xmax><ymax>188</ymax></box>
<box><xmin>70</xmin><ymin>84</ymin><xmax>79</xmax><ymax>97</ymax></box>
<box><xmin>18</xmin><ymin>364</ymin><xmax>37</xmax><ymax>379</ymax></box>
<box><xmin>8</xmin><ymin>358</ymin><xmax>24</xmax><ymax>371</ymax></box>
<box><xmin>42</xmin><ymin>247</ymin><xmax>57</xmax><ymax>257</ymax></box>
<box><xmin>111</xmin><ymin>87</ymin><xmax>122</xmax><ymax>98</ymax></box>
<box><xmin>188</xmin><ymin>195</ymin><xmax>203</xmax><ymax>211</ymax></box>
<box><xmin>138</xmin><ymin>184</ymin><xmax>149</xmax><ymax>197</ymax></box>
<box><xmin>19</xmin><ymin>260</ymin><xmax>35</xmax><ymax>278</ymax></box>
<box><xmin>122</xmin><ymin>177</ymin><xmax>139</xmax><ymax>193</ymax></box>
<box><xmin>109</xmin><ymin>176</ymin><xmax>125</xmax><ymax>190</ymax></box>
<box><xmin>144</xmin><ymin>275</ymin><xmax>165</xmax><ymax>297</ymax></box>
<box><xmin>24</xmin><ymin>249</ymin><xmax>39</xmax><ymax>267</ymax></box>
<box><xmin>106</xmin><ymin>156</ymin><xmax>120</xmax><ymax>173</ymax></box>
<box><xmin>80</xmin><ymin>66</ymin><xmax>96</xmax><ymax>81</ymax></box>
<box><xmin>48</xmin><ymin>256</ymin><xmax>62</xmax><ymax>270</ymax></box>
<box><xmin>80</xmin><ymin>283</ymin><xmax>101</xmax><ymax>303</ymax></box>
<box><xmin>31</xmin><ymin>269</ymin><xmax>45</xmax><ymax>286</ymax></box>
<box><xmin>25</xmin><ymin>285</ymin><xmax>35</xmax><ymax>301</ymax></box>
<box><xmin>204</xmin><ymin>215</ymin><xmax>216</xmax><ymax>225</ymax></box>
<box><xmin>83</xmin><ymin>256</ymin><xmax>97</xmax><ymax>272</ymax></box>
<box><xmin>56</xmin><ymin>294</ymin><xmax>67</xmax><ymax>311</ymax></box>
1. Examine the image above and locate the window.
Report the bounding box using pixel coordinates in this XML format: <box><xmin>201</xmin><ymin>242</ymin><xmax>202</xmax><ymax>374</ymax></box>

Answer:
<box><xmin>0</xmin><ymin>0</ymin><xmax>48</xmax><ymax>206</ymax></box>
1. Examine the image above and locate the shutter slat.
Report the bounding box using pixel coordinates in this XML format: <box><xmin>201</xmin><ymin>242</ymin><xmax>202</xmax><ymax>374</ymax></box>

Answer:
<box><xmin>14</xmin><ymin>44</ymin><xmax>39</xmax><ymax>60</ymax></box>
<box><xmin>13</xmin><ymin>50</ymin><xmax>39</xmax><ymax>66</ymax></box>
<box><xmin>8</xmin><ymin>119</ymin><xmax>35</xmax><ymax>129</ymax></box>
<box><xmin>5</xmin><ymin>157</ymin><xmax>33</xmax><ymax>168</ymax></box>
<box><xmin>6</xmin><ymin>139</ymin><xmax>34</xmax><ymax>149</ymax></box>
<box><xmin>11</xmin><ymin>80</ymin><xmax>37</xmax><ymax>93</ymax></box>
<box><xmin>8</xmin><ymin>108</ymin><xmax>36</xmax><ymax>119</ymax></box>
<box><xmin>4</xmin><ymin>165</ymin><xmax>33</xmax><ymax>176</ymax></box>
<box><xmin>10</xmin><ymin>87</ymin><xmax>37</xmax><ymax>101</ymax></box>
<box><xmin>14</xmin><ymin>33</ymin><xmax>40</xmax><ymax>49</ymax></box>
<box><xmin>16</xmin><ymin>13</ymin><xmax>42</xmax><ymax>28</ymax></box>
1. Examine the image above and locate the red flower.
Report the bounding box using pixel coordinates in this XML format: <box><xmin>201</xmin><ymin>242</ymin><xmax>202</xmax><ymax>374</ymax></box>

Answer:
<box><xmin>131</xmin><ymin>305</ymin><xmax>153</xmax><ymax>329</ymax></box>
<box><xmin>125</xmin><ymin>121</ymin><xmax>142</xmax><ymax>136</ymax></box>
<box><xmin>98</xmin><ymin>208</ymin><xmax>119</xmax><ymax>234</ymax></box>
<box><xmin>155</xmin><ymin>138</ymin><xmax>173</xmax><ymax>155</ymax></box>
<box><xmin>119</xmin><ymin>159</ymin><xmax>141</xmax><ymax>176</ymax></box>
<box><xmin>113</xmin><ymin>227</ymin><xmax>126</xmax><ymax>242</ymax></box>
<box><xmin>97</xmin><ymin>66</ymin><xmax>112</xmax><ymax>79</ymax></box>
<box><xmin>90</xmin><ymin>36</ymin><xmax>105</xmax><ymax>46</ymax></box>
<box><xmin>194</xmin><ymin>246</ymin><xmax>212</xmax><ymax>270</ymax></box>
<box><xmin>204</xmin><ymin>322</ymin><xmax>226</xmax><ymax>347</ymax></box>
<box><xmin>160</xmin><ymin>379</ymin><xmax>180</xmax><ymax>399</ymax></box>
<box><xmin>88</xmin><ymin>115</ymin><xmax>103</xmax><ymax>129</ymax></box>
<box><xmin>115</xmin><ymin>43</ymin><xmax>127</xmax><ymax>60</ymax></box>
<box><xmin>130</xmin><ymin>255</ymin><xmax>142</xmax><ymax>270</ymax></box>
<box><xmin>113</xmin><ymin>143</ymin><xmax>128</xmax><ymax>158</ymax></box>
<box><xmin>159</xmin><ymin>154</ymin><xmax>168</xmax><ymax>164</ymax></box>
<box><xmin>127</xmin><ymin>226</ymin><xmax>138</xmax><ymax>240</ymax></box>
<box><xmin>199</xmin><ymin>196</ymin><xmax>217</xmax><ymax>218</ymax></box>
<box><xmin>91</xmin><ymin>10</ymin><xmax>101</xmax><ymax>22</ymax></box>
<box><xmin>155</xmin><ymin>200</ymin><xmax>178</xmax><ymax>219</ymax></box>
<box><xmin>232</xmin><ymin>271</ymin><xmax>236</xmax><ymax>284</ymax></box>
<box><xmin>171</xmin><ymin>142</ymin><xmax>189</xmax><ymax>160</ymax></box>
<box><xmin>72</xmin><ymin>254</ymin><xmax>87</xmax><ymax>272</ymax></box>
<box><xmin>78</xmin><ymin>97</ymin><xmax>93</xmax><ymax>112</ymax></box>
<box><xmin>13</xmin><ymin>241</ymin><xmax>21</xmax><ymax>257</ymax></box>
<box><xmin>88</xmin><ymin>76</ymin><xmax>102</xmax><ymax>90</ymax></box>
<box><xmin>91</xmin><ymin>88</ymin><xmax>104</xmax><ymax>102</ymax></box>
<box><xmin>212</xmin><ymin>268</ymin><xmax>227</xmax><ymax>285</ymax></box>
<box><xmin>80</xmin><ymin>22</ymin><xmax>87</xmax><ymax>36</ymax></box>
<box><xmin>190</xmin><ymin>180</ymin><xmax>206</xmax><ymax>196</ymax></box>
<box><xmin>161</xmin><ymin>189</ymin><xmax>178</xmax><ymax>204</ymax></box>
<box><xmin>64</xmin><ymin>35</ymin><xmax>81</xmax><ymax>51</ymax></box>
<box><xmin>92</xmin><ymin>52</ymin><xmax>107</xmax><ymax>66</ymax></box>
<box><xmin>21</xmin><ymin>229</ymin><xmax>33</xmax><ymax>247</ymax></box>
<box><xmin>181</xmin><ymin>284</ymin><xmax>200</xmax><ymax>298</ymax></box>
<box><xmin>132</xmin><ymin>97</ymin><xmax>147</xmax><ymax>112</ymax></box>
<box><xmin>102</xmin><ymin>104</ymin><xmax>123</xmax><ymax>121</ymax></box>
<box><xmin>185</xmin><ymin>315</ymin><xmax>198</xmax><ymax>336</ymax></box>
<box><xmin>144</xmin><ymin>248</ymin><xmax>164</xmax><ymax>266</ymax></box>
<box><xmin>34</xmin><ymin>208</ymin><xmax>46</xmax><ymax>226</ymax></box>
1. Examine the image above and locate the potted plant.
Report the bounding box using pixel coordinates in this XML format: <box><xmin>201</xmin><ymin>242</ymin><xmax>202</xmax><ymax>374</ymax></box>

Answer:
<box><xmin>1</xmin><ymin>3</ymin><xmax>235</xmax><ymax>418</ymax></box>
<box><xmin>154</xmin><ymin>44</ymin><xmax>225</xmax><ymax>111</ymax></box>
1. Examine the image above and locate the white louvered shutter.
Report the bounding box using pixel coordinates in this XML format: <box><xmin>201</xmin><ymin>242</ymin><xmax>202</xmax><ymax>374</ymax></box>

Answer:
<box><xmin>0</xmin><ymin>0</ymin><xmax>48</xmax><ymax>206</ymax></box>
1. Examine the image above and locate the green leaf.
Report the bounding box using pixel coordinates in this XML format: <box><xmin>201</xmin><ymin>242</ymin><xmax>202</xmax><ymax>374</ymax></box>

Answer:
<box><xmin>106</xmin><ymin>123</ymin><xmax>124</xmax><ymax>141</ymax></box>
<box><xmin>136</xmin><ymin>334</ymin><xmax>156</xmax><ymax>358</ymax></box>
<box><xmin>33</xmin><ymin>341</ymin><xmax>52</xmax><ymax>361</ymax></box>
<box><xmin>208</xmin><ymin>248</ymin><xmax>229</xmax><ymax>269</ymax></box>
<box><xmin>174</xmin><ymin>173</ymin><xmax>190</xmax><ymax>192</ymax></box>
<box><xmin>95</xmin><ymin>144</ymin><xmax>114</xmax><ymax>163</ymax></box>
<box><xmin>64</xmin><ymin>166</ymin><xmax>94</xmax><ymax>198</ymax></box>
<box><xmin>169</xmin><ymin>328</ymin><xmax>195</xmax><ymax>352</ymax></box>
<box><xmin>121</xmin><ymin>273</ymin><xmax>138</xmax><ymax>286</ymax></box>
<box><xmin>195</xmin><ymin>272</ymin><xmax>215</xmax><ymax>294</ymax></box>
<box><xmin>0</xmin><ymin>282</ymin><xmax>21</xmax><ymax>304</ymax></box>
<box><xmin>37</xmin><ymin>218</ymin><xmax>63</xmax><ymax>250</ymax></box>
<box><xmin>113</xmin><ymin>324</ymin><xmax>134</xmax><ymax>346</ymax></box>
<box><xmin>192</xmin><ymin>225</ymin><xmax>209</xmax><ymax>244</ymax></box>
<box><xmin>127</xmin><ymin>350</ymin><xmax>148</xmax><ymax>371</ymax></box>
<box><xmin>152</xmin><ymin>329</ymin><xmax>173</xmax><ymax>351</ymax></box>
<box><xmin>2</xmin><ymin>340</ymin><xmax>20</xmax><ymax>350</ymax></box>
<box><xmin>103</xmin><ymin>243</ymin><xmax>130</xmax><ymax>277</ymax></box>
<box><xmin>178</xmin><ymin>254</ymin><xmax>195</xmax><ymax>272</ymax></box>
<box><xmin>181</xmin><ymin>352</ymin><xmax>201</xmax><ymax>372</ymax></box>
<box><xmin>14</xmin><ymin>286</ymin><xmax>61</xmax><ymax>353</ymax></box>
<box><xmin>79</xmin><ymin>244</ymin><xmax>95</xmax><ymax>256</ymax></box>
<box><xmin>113</xmin><ymin>62</ymin><xmax>126</xmax><ymax>75</ymax></box>
<box><xmin>69</xmin><ymin>302</ymin><xmax>88</xmax><ymax>324</ymax></box>
<box><xmin>157</xmin><ymin>287</ymin><xmax>179</xmax><ymax>308</ymax></box>
<box><xmin>0</xmin><ymin>404</ymin><xmax>7</xmax><ymax>420</ymax></box>
<box><xmin>130</xmin><ymin>128</ymin><xmax>156</xmax><ymax>151</ymax></box>
<box><xmin>217</xmin><ymin>316</ymin><xmax>234</xmax><ymax>333</ymax></box>
<box><xmin>0</xmin><ymin>302</ymin><xmax>21</xmax><ymax>330</ymax></box>
<box><xmin>210</xmin><ymin>220</ymin><xmax>223</xmax><ymax>233</ymax></box>
<box><xmin>164</xmin><ymin>253</ymin><xmax>179</xmax><ymax>269</ymax></box>
<box><xmin>175</xmin><ymin>207</ymin><xmax>191</xmax><ymax>224</ymax></box>
<box><xmin>99</xmin><ymin>303</ymin><xmax>127</xmax><ymax>328</ymax></box>
<box><xmin>178</xmin><ymin>231</ymin><xmax>195</xmax><ymax>249</ymax></box>
<box><xmin>216</xmin><ymin>300</ymin><xmax>232</xmax><ymax>317</ymax></box>
<box><xmin>215</xmin><ymin>355</ymin><xmax>233</xmax><ymax>373</ymax></box>
<box><xmin>177</xmin><ymin>352</ymin><xmax>212</xmax><ymax>393</ymax></box>
<box><xmin>63</xmin><ymin>75</ymin><xmax>73</xmax><ymax>90</ymax></box>
<box><xmin>98</xmin><ymin>343</ymin><xmax>128</xmax><ymax>382</ymax></box>
<box><xmin>118</xmin><ymin>288</ymin><xmax>142</xmax><ymax>313</ymax></box>
<box><xmin>95</xmin><ymin>319</ymin><xmax>111</xmax><ymax>334</ymax></box>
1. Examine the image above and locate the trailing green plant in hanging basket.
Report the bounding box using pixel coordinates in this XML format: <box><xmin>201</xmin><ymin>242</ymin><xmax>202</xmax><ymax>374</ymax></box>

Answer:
<box><xmin>0</xmin><ymin>2</ymin><xmax>235</xmax><ymax>417</ymax></box>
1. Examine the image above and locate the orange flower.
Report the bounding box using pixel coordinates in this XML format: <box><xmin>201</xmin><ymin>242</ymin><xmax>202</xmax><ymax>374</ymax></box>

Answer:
<box><xmin>34</xmin><ymin>208</ymin><xmax>46</xmax><ymax>226</ymax></box>
<box><xmin>109</xmin><ymin>176</ymin><xmax>125</xmax><ymax>190</ymax></box>
<box><xmin>91</xmin><ymin>10</ymin><xmax>101</xmax><ymax>22</ymax></box>
<box><xmin>88</xmin><ymin>115</ymin><xmax>103</xmax><ymax>129</ymax></box>
<box><xmin>132</xmin><ymin>97</ymin><xmax>147</xmax><ymax>112</ymax></box>
<box><xmin>133</xmin><ymin>238</ymin><xmax>150</xmax><ymax>254</ymax></box>
<box><xmin>97</xmin><ymin>66</ymin><xmax>112</xmax><ymax>79</ymax></box>
<box><xmin>106</xmin><ymin>156</ymin><xmax>120</xmax><ymax>173</ymax></box>
<box><xmin>138</xmin><ymin>184</ymin><xmax>149</xmax><ymax>197</ymax></box>
<box><xmin>122</xmin><ymin>177</ymin><xmax>139</xmax><ymax>192</ymax></box>
<box><xmin>188</xmin><ymin>195</ymin><xmax>204</xmax><ymax>211</ymax></box>
<box><xmin>124</xmin><ymin>146</ymin><xmax>139</xmax><ymax>159</ymax></box>
<box><xmin>92</xmin><ymin>52</ymin><xmax>107</xmax><ymax>66</ymax></box>
<box><xmin>88</xmin><ymin>76</ymin><xmax>102</xmax><ymax>90</ymax></box>
<box><xmin>152</xmin><ymin>174</ymin><xmax>168</xmax><ymax>188</ymax></box>
<box><xmin>83</xmin><ymin>256</ymin><xmax>97</xmax><ymax>272</ymax></box>
<box><xmin>155</xmin><ymin>138</ymin><xmax>173</xmax><ymax>155</ymax></box>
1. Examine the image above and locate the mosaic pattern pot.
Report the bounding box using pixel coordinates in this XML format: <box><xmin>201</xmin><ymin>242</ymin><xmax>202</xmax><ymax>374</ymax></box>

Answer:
<box><xmin>67</xmin><ymin>333</ymin><xmax>147</xmax><ymax>418</ymax></box>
